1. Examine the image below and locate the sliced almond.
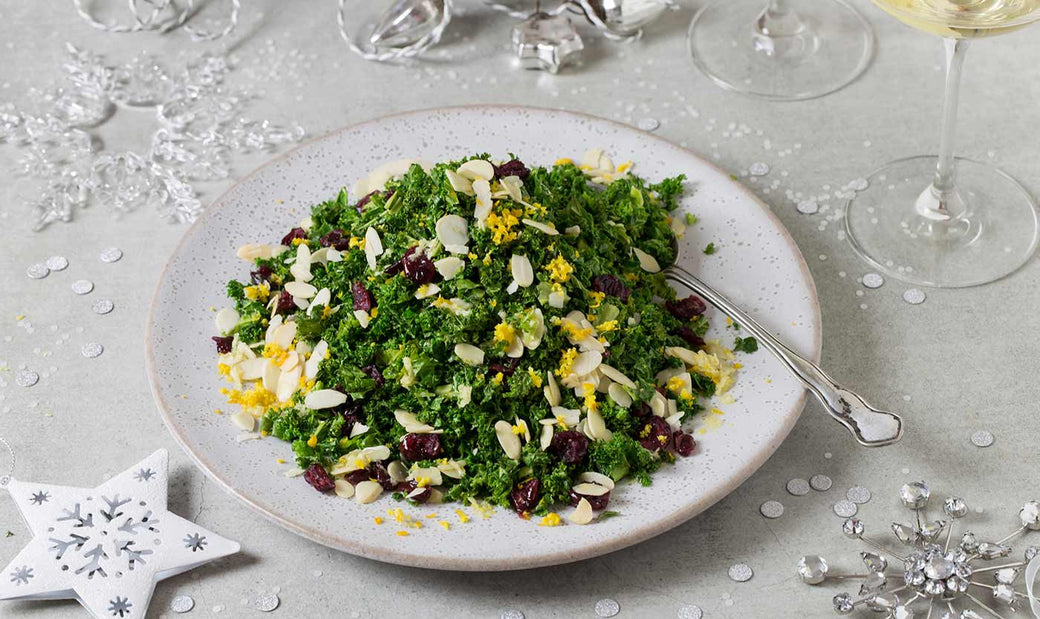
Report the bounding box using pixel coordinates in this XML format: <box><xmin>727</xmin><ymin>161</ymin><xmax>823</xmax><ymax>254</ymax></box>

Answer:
<box><xmin>608</xmin><ymin>383</ymin><xmax>633</xmax><ymax>408</ymax></box>
<box><xmin>664</xmin><ymin>346</ymin><xmax>698</xmax><ymax>366</ymax></box>
<box><xmin>354</xmin><ymin>309</ymin><xmax>371</xmax><ymax>328</ymax></box>
<box><xmin>544</xmin><ymin>371</ymin><xmax>561</xmax><ymax>407</ymax></box>
<box><xmin>445</xmin><ymin>169</ymin><xmax>474</xmax><ymax>195</ymax></box>
<box><xmin>435</xmin><ymin>256</ymin><xmax>465</xmax><ymax>279</ymax></box>
<box><xmin>577</xmin><ymin>471</ymin><xmax>615</xmax><ymax>490</ymax></box>
<box><xmin>387</xmin><ymin>460</ymin><xmax>409</xmax><ymax>484</ymax></box>
<box><xmin>568</xmin><ymin>497</ymin><xmax>594</xmax><ymax>525</ymax></box>
<box><xmin>443</xmin><ymin>243</ymin><xmax>469</xmax><ymax>255</ymax></box>
<box><xmin>364</xmin><ymin>226</ymin><xmax>383</xmax><ymax>270</ymax></box>
<box><xmin>304</xmin><ymin>389</ymin><xmax>348</xmax><ymax>410</ymax></box>
<box><xmin>494</xmin><ymin>420</ymin><xmax>522</xmax><ymax>460</ymax></box>
<box><xmin>414</xmin><ymin>283</ymin><xmax>441</xmax><ymax>300</ymax></box>
<box><xmin>214</xmin><ymin>307</ymin><xmax>239</xmax><ymax>334</ymax></box>
<box><xmin>278</xmin><ymin>350</ymin><xmax>299</xmax><ymax>372</ymax></box>
<box><xmin>586</xmin><ymin>407</ymin><xmax>612</xmax><ymax>442</ymax></box>
<box><xmin>665</xmin><ymin>412</ymin><xmax>684</xmax><ymax>431</ymax></box>
<box><xmin>539</xmin><ymin>423</ymin><xmax>553</xmax><ymax>450</ymax></box>
<box><xmin>599</xmin><ymin>364</ymin><xmax>636</xmax><ymax>389</ymax></box>
<box><xmin>327</xmin><ymin>248</ymin><xmax>343</xmax><ymax>263</ymax></box>
<box><xmin>571</xmin><ymin>350</ymin><xmax>603</xmax><ymax>377</ymax></box>
<box><xmin>650</xmin><ymin>390</ymin><xmax>668</xmax><ymax>417</ymax></box>
<box><xmin>304</xmin><ymin>340</ymin><xmax>328</xmax><ymax>379</ymax></box>
<box><xmin>437</xmin><ymin>459</ymin><xmax>467</xmax><ymax>479</ymax></box>
<box><xmin>473</xmin><ymin>179</ymin><xmax>492</xmax><ymax>225</ymax></box>
<box><xmin>407</xmin><ymin>466</ymin><xmax>443</xmax><ymax>486</ymax></box>
<box><xmin>564</xmin><ymin>225</ymin><xmax>581</xmax><ymax>236</ymax></box>
<box><xmin>457</xmin><ymin>159</ymin><xmax>495</xmax><ymax>181</ymax></box>
<box><xmin>284</xmin><ymin>281</ymin><xmax>317</xmax><ymax>299</ymax></box>
<box><xmin>572</xmin><ymin>482</ymin><xmax>610</xmax><ymax>497</ymax></box>
<box><xmin>290</xmin><ymin>243</ymin><xmax>313</xmax><ymax>282</ymax></box>
<box><xmin>510</xmin><ymin>254</ymin><xmax>534</xmax><ymax>287</ymax></box>
<box><xmin>276</xmin><ymin>364</ymin><xmax>301</xmax><ymax>402</ymax></box>
<box><xmin>393</xmin><ymin>409</ymin><xmax>439</xmax><ymax>434</ymax></box>
<box><xmin>435</xmin><ymin>214</ymin><xmax>469</xmax><ymax>248</ymax></box>
<box><xmin>349</xmin><ymin>422</ymin><xmax>369</xmax><ymax>438</ymax></box>
<box><xmin>505</xmin><ymin>335</ymin><xmax>524</xmax><ymax>359</ymax></box>
<box><xmin>500</xmin><ymin>175</ymin><xmax>524</xmax><ymax>202</ymax></box>
<box><xmin>271</xmin><ymin>321</ymin><xmax>297</xmax><ymax>349</ymax></box>
<box><xmin>231</xmin><ymin>410</ymin><xmax>255</xmax><ymax>431</ymax></box>
<box><xmin>334</xmin><ymin>480</ymin><xmax>355</xmax><ymax>499</ymax></box>
<box><xmin>454</xmin><ymin>343</ymin><xmax>485</xmax><ymax>366</ymax></box>
<box><xmin>548</xmin><ymin>291</ymin><xmax>567</xmax><ymax>308</ymax></box>
<box><xmin>550</xmin><ymin>406</ymin><xmax>582</xmax><ymax>428</ymax></box>
<box><xmin>262</xmin><ymin>359</ymin><xmax>280</xmax><ymax>392</ymax></box>
<box><xmin>522</xmin><ymin>218</ymin><xmax>559</xmax><ymax>236</ymax></box>
<box><xmin>307</xmin><ymin>287</ymin><xmax>331</xmax><ymax>315</ymax></box>
<box><xmin>309</xmin><ymin>247</ymin><xmax>330</xmax><ymax>265</ymax></box>
<box><xmin>354</xmin><ymin>480</ymin><xmax>383</xmax><ymax>504</ymax></box>
<box><xmin>238</xmin><ymin>357</ymin><xmax>266</xmax><ymax>380</ymax></box>
<box><xmin>520</xmin><ymin>308</ymin><xmax>545</xmax><ymax>349</ymax></box>
<box><xmin>237</xmin><ymin>243</ymin><xmax>274</xmax><ymax>261</ymax></box>
<box><xmin>633</xmin><ymin>247</ymin><xmax>661</xmax><ymax>273</ymax></box>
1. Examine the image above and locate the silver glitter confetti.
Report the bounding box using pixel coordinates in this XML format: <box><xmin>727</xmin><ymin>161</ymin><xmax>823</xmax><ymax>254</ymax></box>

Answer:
<box><xmin>902</xmin><ymin>288</ymin><xmax>926</xmax><ymax>305</ymax></box>
<box><xmin>760</xmin><ymin>500</ymin><xmax>784</xmax><ymax>519</ymax></box>
<box><xmin>748</xmin><ymin>162</ymin><xmax>770</xmax><ymax>176</ymax></box>
<box><xmin>636</xmin><ymin>118</ymin><xmax>660</xmax><ymax>132</ymax></box>
<box><xmin>848</xmin><ymin>178</ymin><xmax>869</xmax><ymax>191</ymax></box>
<box><xmin>810</xmin><ymin>474</ymin><xmax>832</xmax><ymax>491</ymax></box>
<box><xmin>833</xmin><ymin>499</ymin><xmax>858</xmax><ymax>518</ymax></box>
<box><xmin>727</xmin><ymin>563</ymin><xmax>753</xmax><ymax>582</ymax></box>
<box><xmin>861</xmin><ymin>273</ymin><xmax>884</xmax><ymax>289</ymax></box>
<box><xmin>787</xmin><ymin>478</ymin><xmax>810</xmax><ymax>496</ymax></box>
<box><xmin>677</xmin><ymin>605</ymin><xmax>703</xmax><ymax>619</ymax></box>
<box><xmin>71</xmin><ymin>279</ymin><xmax>94</xmax><ymax>294</ymax></box>
<box><xmin>594</xmin><ymin>598</ymin><xmax>620</xmax><ymax>618</ymax></box>
<box><xmin>254</xmin><ymin>592</ymin><xmax>280</xmax><ymax>612</ymax></box>
<box><xmin>846</xmin><ymin>486</ymin><xmax>871</xmax><ymax>504</ymax></box>
<box><xmin>796</xmin><ymin>200</ymin><xmax>819</xmax><ymax>215</ymax></box>
<box><xmin>16</xmin><ymin>370</ymin><xmax>40</xmax><ymax>387</ymax></box>
<box><xmin>81</xmin><ymin>342</ymin><xmax>104</xmax><ymax>358</ymax></box>
<box><xmin>171</xmin><ymin>595</ymin><xmax>195</xmax><ymax>613</ymax></box>
<box><xmin>99</xmin><ymin>247</ymin><xmax>123</xmax><ymax>263</ymax></box>
<box><xmin>970</xmin><ymin>430</ymin><xmax>994</xmax><ymax>448</ymax></box>
<box><xmin>501</xmin><ymin>610</ymin><xmax>526</xmax><ymax>619</ymax></box>
<box><xmin>45</xmin><ymin>256</ymin><xmax>69</xmax><ymax>271</ymax></box>
<box><xmin>92</xmin><ymin>298</ymin><xmax>114</xmax><ymax>314</ymax></box>
<box><xmin>26</xmin><ymin>263</ymin><xmax>50</xmax><ymax>279</ymax></box>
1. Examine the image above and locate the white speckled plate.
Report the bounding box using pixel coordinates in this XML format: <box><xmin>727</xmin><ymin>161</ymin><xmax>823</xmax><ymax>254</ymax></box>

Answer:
<box><xmin>147</xmin><ymin>106</ymin><xmax>821</xmax><ymax>571</ymax></box>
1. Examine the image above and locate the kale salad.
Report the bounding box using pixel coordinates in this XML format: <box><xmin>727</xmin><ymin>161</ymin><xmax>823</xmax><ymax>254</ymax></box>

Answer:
<box><xmin>212</xmin><ymin>150</ymin><xmax>754</xmax><ymax>525</ymax></box>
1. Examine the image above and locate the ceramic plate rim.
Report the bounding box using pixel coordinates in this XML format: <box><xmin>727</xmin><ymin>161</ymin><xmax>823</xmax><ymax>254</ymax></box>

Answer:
<box><xmin>146</xmin><ymin>104</ymin><xmax>822</xmax><ymax>571</ymax></box>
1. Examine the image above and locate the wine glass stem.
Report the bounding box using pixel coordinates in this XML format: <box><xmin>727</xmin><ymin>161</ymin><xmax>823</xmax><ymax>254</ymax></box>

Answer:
<box><xmin>933</xmin><ymin>38</ymin><xmax>971</xmax><ymax>200</ymax></box>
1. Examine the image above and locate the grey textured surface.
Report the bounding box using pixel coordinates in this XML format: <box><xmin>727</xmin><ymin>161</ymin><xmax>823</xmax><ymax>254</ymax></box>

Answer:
<box><xmin>1</xmin><ymin>1</ymin><xmax>1039</xmax><ymax>618</ymax></box>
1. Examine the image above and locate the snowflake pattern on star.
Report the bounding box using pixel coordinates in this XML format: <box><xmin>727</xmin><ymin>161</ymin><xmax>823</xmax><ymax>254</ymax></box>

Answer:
<box><xmin>9</xmin><ymin>566</ymin><xmax>33</xmax><ymax>585</ymax></box>
<box><xmin>29</xmin><ymin>491</ymin><xmax>50</xmax><ymax>505</ymax></box>
<box><xmin>183</xmin><ymin>533</ymin><xmax>207</xmax><ymax>553</ymax></box>
<box><xmin>108</xmin><ymin>596</ymin><xmax>132</xmax><ymax>617</ymax></box>
<box><xmin>132</xmin><ymin>469</ymin><xmax>155</xmax><ymax>482</ymax></box>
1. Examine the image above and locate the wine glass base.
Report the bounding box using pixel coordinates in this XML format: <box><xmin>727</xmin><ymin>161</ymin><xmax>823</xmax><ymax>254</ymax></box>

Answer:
<box><xmin>845</xmin><ymin>156</ymin><xmax>1040</xmax><ymax>288</ymax></box>
<box><xmin>687</xmin><ymin>0</ymin><xmax>874</xmax><ymax>101</ymax></box>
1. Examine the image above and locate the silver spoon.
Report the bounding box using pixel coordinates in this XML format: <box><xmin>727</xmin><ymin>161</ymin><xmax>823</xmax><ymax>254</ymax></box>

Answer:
<box><xmin>664</xmin><ymin>249</ymin><xmax>904</xmax><ymax>447</ymax></box>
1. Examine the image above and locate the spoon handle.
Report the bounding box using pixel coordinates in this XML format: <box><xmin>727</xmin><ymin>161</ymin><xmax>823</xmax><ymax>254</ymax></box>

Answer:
<box><xmin>665</xmin><ymin>265</ymin><xmax>903</xmax><ymax>447</ymax></box>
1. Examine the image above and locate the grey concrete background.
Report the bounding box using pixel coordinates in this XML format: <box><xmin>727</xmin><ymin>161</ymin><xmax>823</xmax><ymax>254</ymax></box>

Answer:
<box><xmin>1</xmin><ymin>1</ymin><xmax>1038</xmax><ymax>617</ymax></box>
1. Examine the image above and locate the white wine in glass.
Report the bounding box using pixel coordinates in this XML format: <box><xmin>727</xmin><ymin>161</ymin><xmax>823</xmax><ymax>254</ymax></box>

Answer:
<box><xmin>845</xmin><ymin>0</ymin><xmax>1040</xmax><ymax>287</ymax></box>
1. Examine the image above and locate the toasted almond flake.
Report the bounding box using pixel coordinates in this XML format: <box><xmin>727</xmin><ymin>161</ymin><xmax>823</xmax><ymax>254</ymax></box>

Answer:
<box><xmin>578</xmin><ymin>471</ymin><xmax>615</xmax><ymax>490</ymax></box>
<box><xmin>505</xmin><ymin>335</ymin><xmax>524</xmax><ymax>359</ymax></box>
<box><xmin>290</xmin><ymin>243</ymin><xmax>313</xmax><ymax>282</ymax></box>
<box><xmin>522</xmin><ymin>218</ymin><xmax>559</xmax><ymax>236</ymax></box>
<box><xmin>309</xmin><ymin>247</ymin><xmax>329</xmax><ymax>265</ymax></box>
<box><xmin>650</xmin><ymin>390</ymin><xmax>668</xmax><ymax>417</ymax></box>
<box><xmin>307</xmin><ymin>288</ymin><xmax>331</xmax><ymax>315</ymax></box>
<box><xmin>572</xmin><ymin>482</ymin><xmax>610</xmax><ymax>497</ymax></box>
<box><xmin>279</xmin><ymin>350</ymin><xmax>300</xmax><ymax>373</ymax></box>
<box><xmin>457</xmin><ymin>159</ymin><xmax>495</xmax><ymax>181</ymax></box>
<box><xmin>354</xmin><ymin>480</ymin><xmax>383</xmax><ymax>504</ymax></box>
<box><xmin>564</xmin><ymin>225</ymin><xmax>581</xmax><ymax>236</ymax></box>
<box><xmin>550</xmin><ymin>406</ymin><xmax>581</xmax><ymax>427</ymax></box>
<box><xmin>327</xmin><ymin>247</ymin><xmax>343</xmax><ymax>263</ymax></box>
<box><xmin>353</xmin><ymin>309</ymin><xmax>371</xmax><ymax>328</ymax></box>
<box><xmin>510</xmin><ymin>254</ymin><xmax>534</xmax><ymax>287</ymax></box>
<box><xmin>548</xmin><ymin>291</ymin><xmax>566</xmax><ymax>308</ymax></box>
<box><xmin>544</xmin><ymin>371</ymin><xmax>561</xmax><ymax>407</ymax></box>
<box><xmin>571</xmin><ymin>350</ymin><xmax>603</xmax><ymax>377</ymax></box>
<box><xmin>364</xmin><ymin>226</ymin><xmax>383</xmax><ymax>270</ymax></box>
<box><xmin>271</xmin><ymin>321</ymin><xmax>298</xmax><ymax>349</ymax></box>
<box><xmin>454</xmin><ymin>343</ymin><xmax>485</xmax><ymax>366</ymax></box>
<box><xmin>284</xmin><ymin>281</ymin><xmax>317</xmax><ymax>299</ymax></box>
<box><xmin>304</xmin><ymin>340</ymin><xmax>328</xmax><ymax>379</ymax></box>
<box><xmin>437</xmin><ymin>459</ymin><xmax>467</xmax><ymax>479</ymax></box>
<box><xmin>501</xmin><ymin>175</ymin><xmax>524</xmax><ymax>202</ymax></box>
<box><xmin>434</xmin><ymin>256</ymin><xmax>465</xmax><ymax>279</ymax></box>
<box><xmin>457</xmin><ymin>384</ymin><xmax>473</xmax><ymax>408</ymax></box>
<box><xmin>670</xmin><ymin>217</ymin><xmax>686</xmax><ymax>238</ymax></box>
<box><xmin>539</xmin><ymin>423</ymin><xmax>553</xmax><ymax>450</ymax></box>
<box><xmin>445</xmin><ymin>169</ymin><xmax>474</xmax><ymax>195</ymax></box>
<box><xmin>494</xmin><ymin>420</ymin><xmax>522</xmax><ymax>460</ymax></box>
<box><xmin>215</xmin><ymin>307</ymin><xmax>239</xmax><ymax>334</ymax></box>
<box><xmin>394</xmin><ymin>409</ymin><xmax>439</xmax><ymax>434</ymax></box>
<box><xmin>237</xmin><ymin>243</ymin><xmax>274</xmax><ymax>261</ymax></box>
<box><xmin>238</xmin><ymin>357</ymin><xmax>266</xmax><ymax>380</ymax></box>
<box><xmin>473</xmin><ymin>179</ymin><xmax>492</xmax><ymax>225</ymax></box>
<box><xmin>568</xmin><ymin>497</ymin><xmax>594</xmax><ymax>525</ymax></box>
<box><xmin>664</xmin><ymin>346</ymin><xmax>698</xmax><ymax>365</ymax></box>
<box><xmin>633</xmin><ymin>247</ymin><xmax>661</xmax><ymax>273</ymax></box>
<box><xmin>262</xmin><ymin>360</ymin><xmax>280</xmax><ymax>392</ymax></box>
<box><xmin>276</xmin><ymin>365</ymin><xmax>302</xmax><ymax>402</ymax></box>
<box><xmin>283</xmin><ymin>467</ymin><xmax>304</xmax><ymax>478</ymax></box>
<box><xmin>435</xmin><ymin>214</ymin><xmax>469</xmax><ymax>248</ymax></box>
<box><xmin>407</xmin><ymin>487</ymin><xmax>427</xmax><ymax>499</ymax></box>
<box><xmin>387</xmin><ymin>461</ymin><xmax>409</xmax><ymax>484</ymax></box>
<box><xmin>427</xmin><ymin>488</ymin><xmax>444</xmax><ymax>504</ymax></box>
<box><xmin>607</xmin><ymin>383</ymin><xmax>633</xmax><ymax>408</ymax></box>
<box><xmin>599</xmin><ymin>364</ymin><xmax>636</xmax><ymax>388</ymax></box>
<box><xmin>665</xmin><ymin>412</ymin><xmax>684</xmax><ymax>431</ymax></box>
<box><xmin>407</xmin><ymin>466</ymin><xmax>443</xmax><ymax>486</ymax></box>
<box><xmin>414</xmin><ymin>283</ymin><xmax>441</xmax><ymax>300</ymax></box>
<box><xmin>235</xmin><ymin>432</ymin><xmax>260</xmax><ymax>443</ymax></box>
<box><xmin>334</xmin><ymin>480</ymin><xmax>355</xmax><ymax>499</ymax></box>
<box><xmin>586</xmin><ymin>407</ymin><xmax>612</xmax><ymax>442</ymax></box>
<box><xmin>231</xmin><ymin>410</ymin><xmax>255</xmax><ymax>431</ymax></box>
<box><xmin>304</xmin><ymin>389</ymin><xmax>348</xmax><ymax>410</ymax></box>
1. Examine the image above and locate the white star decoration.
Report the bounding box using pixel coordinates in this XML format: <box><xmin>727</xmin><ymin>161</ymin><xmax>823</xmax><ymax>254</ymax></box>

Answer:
<box><xmin>0</xmin><ymin>449</ymin><xmax>239</xmax><ymax>618</ymax></box>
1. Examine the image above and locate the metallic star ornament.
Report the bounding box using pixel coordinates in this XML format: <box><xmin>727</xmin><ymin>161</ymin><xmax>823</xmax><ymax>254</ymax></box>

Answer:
<box><xmin>799</xmin><ymin>481</ymin><xmax>1040</xmax><ymax>618</ymax></box>
<box><xmin>0</xmin><ymin>449</ymin><xmax>239</xmax><ymax>618</ymax></box>
<box><xmin>512</xmin><ymin>12</ymin><xmax>584</xmax><ymax>74</ymax></box>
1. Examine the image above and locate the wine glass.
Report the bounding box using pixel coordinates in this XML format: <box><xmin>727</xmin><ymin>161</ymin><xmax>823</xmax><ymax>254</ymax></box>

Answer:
<box><xmin>687</xmin><ymin>0</ymin><xmax>874</xmax><ymax>101</ymax></box>
<box><xmin>845</xmin><ymin>1</ymin><xmax>1040</xmax><ymax>288</ymax></box>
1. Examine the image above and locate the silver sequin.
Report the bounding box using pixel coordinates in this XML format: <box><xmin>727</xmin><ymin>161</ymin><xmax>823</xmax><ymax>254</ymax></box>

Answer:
<box><xmin>796</xmin><ymin>200</ymin><xmax>819</xmax><ymax>215</ymax></box>
<box><xmin>848</xmin><ymin>178</ymin><xmax>869</xmax><ymax>191</ymax></box>
<box><xmin>861</xmin><ymin>273</ymin><xmax>884</xmax><ymax>289</ymax></box>
<box><xmin>99</xmin><ymin>247</ymin><xmax>123</xmax><ymax>263</ymax></box>
<box><xmin>81</xmin><ymin>343</ymin><xmax>104</xmax><ymax>358</ymax></box>
<box><xmin>45</xmin><ymin>256</ymin><xmax>69</xmax><ymax>271</ymax></box>
<box><xmin>677</xmin><ymin>605</ymin><xmax>703</xmax><ymax>619</ymax></box>
<box><xmin>254</xmin><ymin>592</ymin><xmax>280</xmax><ymax>612</ymax></box>
<box><xmin>594</xmin><ymin>598</ymin><xmax>620</xmax><ymax>618</ymax></box>
<box><xmin>833</xmin><ymin>499</ymin><xmax>858</xmax><ymax>518</ymax></box>
<box><xmin>760</xmin><ymin>500</ymin><xmax>784</xmax><ymax>519</ymax></box>
<box><xmin>26</xmin><ymin>263</ymin><xmax>50</xmax><ymax>279</ymax></box>
<box><xmin>748</xmin><ymin>162</ymin><xmax>770</xmax><ymax>176</ymax></box>
<box><xmin>786</xmin><ymin>478</ymin><xmax>810</xmax><ymax>496</ymax></box>
<box><xmin>902</xmin><ymin>288</ymin><xmax>926</xmax><ymax>305</ymax></box>
<box><xmin>846</xmin><ymin>486</ymin><xmax>871</xmax><ymax>504</ymax></box>
<box><xmin>970</xmin><ymin>430</ymin><xmax>994</xmax><ymax>448</ymax></box>
<box><xmin>171</xmin><ymin>595</ymin><xmax>195</xmax><ymax>613</ymax></box>
<box><xmin>501</xmin><ymin>610</ymin><xmax>525</xmax><ymax>619</ymax></box>
<box><xmin>810</xmin><ymin>474</ymin><xmax>832</xmax><ymax>491</ymax></box>
<box><xmin>92</xmin><ymin>298</ymin><xmax>114</xmax><ymax>314</ymax></box>
<box><xmin>71</xmin><ymin>279</ymin><xmax>94</xmax><ymax>295</ymax></box>
<box><xmin>636</xmin><ymin>118</ymin><xmax>659</xmax><ymax>132</ymax></box>
<box><xmin>728</xmin><ymin>563</ymin><xmax>753</xmax><ymax>582</ymax></box>
<box><xmin>16</xmin><ymin>370</ymin><xmax>40</xmax><ymax>387</ymax></box>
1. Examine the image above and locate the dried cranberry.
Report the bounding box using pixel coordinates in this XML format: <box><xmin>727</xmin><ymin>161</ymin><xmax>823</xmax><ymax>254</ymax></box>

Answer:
<box><xmin>351</xmin><ymin>280</ymin><xmax>375</xmax><ymax>311</ymax></box>
<box><xmin>339</xmin><ymin>413</ymin><xmax>361</xmax><ymax>437</ymax></box>
<box><xmin>303</xmin><ymin>464</ymin><xmax>335</xmax><ymax>493</ymax></box>
<box><xmin>250</xmin><ymin>264</ymin><xmax>273</xmax><ymax>284</ymax></box>
<box><xmin>275</xmin><ymin>290</ymin><xmax>295</xmax><ymax>315</ymax></box>
<box><xmin>633</xmin><ymin>402</ymin><xmax>652</xmax><ymax>418</ymax></box>
<box><xmin>548</xmin><ymin>431</ymin><xmax>589</xmax><ymax>465</ymax></box>
<box><xmin>403</xmin><ymin>249</ymin><xmax>435</xmax><ymax>284</ymax></box>
<box><xmin>494</xmin><ymin>159</ymin><xmax>530</xmax><ymax>180</ymax></box>
<box><xmin>591</xmin><ymin>275</ymin><xmax>631</xmax><ymax>303</ymax></box>
<box><xmin>280</xmin><ymin>227</ymin><xmax>307</xmax><ymax>246</ymax></box>
<box><xmin>639</xmin><ymin>416</ymin><xmax>672</xmax><ymax>452</ymax></box>
<box><xmin>319</xmin><ymin>228</ymin><xmax>350</xmax><ymax>250</ymax></box>
<box><xmin>673</xmin><ymin>431</ymin><xmax>696</xmax><ymax>457</ymax></box>
<box><xmin>343</xmin><ymin>470</ymin><xmax>371</xmax><ymax>485</ymax></box>
<box><xmin>665</xmin><ymin>295</ymin><xmax>707</xmax><ymax>320</ymax></box>
<box><xmin>355</xmin><ymin>190</ymin><xmax>379</xmax><ymax>212</ymax></box>
<box><xmin>676</xmin><ymin>326</ymin><xmax>705</xmax><ymax>349</ymax></box>
<box><xmin>510</xmin><ymin>478</ymin><xmax>540</xmax><ymax>515</ymax></box>
<box><xmin>569</xmin><ymin>487</ymin><xmax>611</xmax><ymax>511</ymax></box>
<box><xmin>337</xmin><ymin>398</ymin><xmax>364</xmax><ymax>436</ymax></box>
<box><xmin>369</xmin><ymin>462</ymin><xmax>396</xmax><ymax>491</ymax></box>
<box><xmin>361</xmin><ymin>364</ymin><xmax>385</xmax><ymax>388</ymax></box>
<box><xmin>212</xmin><ymin>335</ymin><xmax>233</xmax><ymax>354</ymax></box>
<box><xmin>399</xmin><ymin>433</ymin><xmax>442</xmax><ymax>461</ymax></box>
<box><xmin>487</xmin><ymin>358</ymin><xmax>520</xmax><ymax>377</ymax></box>
<box><xmin>396</xmin><ymin>480</ymin><xmax>432</xmax><ymax>503</ymax></box>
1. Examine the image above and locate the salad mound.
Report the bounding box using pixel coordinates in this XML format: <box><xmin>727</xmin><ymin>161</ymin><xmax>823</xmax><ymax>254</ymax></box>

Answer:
<box><xmin>213</xmin><ymin>151</ymin><xmax>753</xmax><ymax>523</ymax></box>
